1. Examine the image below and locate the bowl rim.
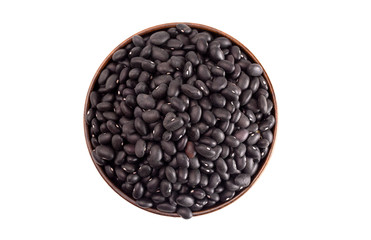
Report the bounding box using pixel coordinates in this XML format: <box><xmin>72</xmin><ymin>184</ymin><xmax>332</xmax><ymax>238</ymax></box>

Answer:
<box><xmin>83</xmin><ymin>22</ymin><xmax>278</xmax><ymax>217</ymax></box>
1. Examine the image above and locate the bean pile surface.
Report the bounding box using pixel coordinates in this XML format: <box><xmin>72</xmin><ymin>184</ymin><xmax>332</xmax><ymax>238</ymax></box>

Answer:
<box><xmin>86</xmin><ymin>24</ymin><xmax>275</xmax><ymax>219</ymax></box>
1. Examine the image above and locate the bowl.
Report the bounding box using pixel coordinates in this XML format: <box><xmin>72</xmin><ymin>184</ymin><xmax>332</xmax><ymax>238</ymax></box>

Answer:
<box><xmin>84</xmin><ymin>22</ymin><xmax>277</xmax><ymax>217</ymax></box>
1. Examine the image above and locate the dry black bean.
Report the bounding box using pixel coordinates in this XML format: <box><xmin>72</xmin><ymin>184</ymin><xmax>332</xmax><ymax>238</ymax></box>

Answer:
<box><xmin>217</xmin><ymin>60</ymin><xmax>235</xmax><ymax>73</ymax></box>
<box><xmin>211</xmin><ymin>76</ymin><xmax>227</xmax><ymax>92</ymax></box>
<box><xmin>210</xmin><ymin>93</ymin><xmax>226</xmax><ymax>108</ymax></box>
<box><xmin>247</xmin><ymin>132</ymin><xmax>261</xmax><ymax>145</ymax></box>
<box><xmin>209</xmin><ymin>46</ymin><xmax>224</xmax><ymax>61</ymax></box>
<box><xmin>176</xmin><ymin>195</ymin><xmax>195</xmax><ymax>207</ymax></box>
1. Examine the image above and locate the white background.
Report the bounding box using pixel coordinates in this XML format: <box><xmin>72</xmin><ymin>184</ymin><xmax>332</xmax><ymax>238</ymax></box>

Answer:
<box><xmin>1</xmin><ymin>0</ymin><xmax>370</xmax><ymax>239</ymax></box>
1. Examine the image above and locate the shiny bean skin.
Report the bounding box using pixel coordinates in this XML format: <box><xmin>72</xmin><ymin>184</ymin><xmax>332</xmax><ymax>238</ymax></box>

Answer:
<box><xmin>197</xmin><ymin>64</ymin><xmax>212</xmax><ymax>81</ymax></box>
<box><xmin>157</xmin><ymin>203</ymin><xmax>176</xmax><ymax>213</ymax></box>
<box><xmin>177</xmin><ymin>207</ymin><xmax>193</xmax><ymax>219</ymax></box>
<box><xmin>211</xmin><ymin>77</ymin><xmax>227</xmax><ymax>92</ymax></box>
<box><xmin>210</xmin><ymin>93</ymin><xmax>226</xmax><ymax>108</ymax></box>
<box><xmin>247</xmin><ymin>63</ymin><xmax>263</xmax><ymax>76</ymax></box>
<box><xmin>176</xmin><ymin>195</ymin><xmax>195</xmax><ymax>207</ymax></box>
<box><xmin>189</xmin><ymin>105</ymin><xmax>202</xmax><ymax>124</ymax></box>
<box><xmin>195</xmin><ymin>144</ymin><xmax>216</xmax><ymax>159</ymax></box>
<box><xmin>247</xmin><ymin>132</ymin><xmax>261</xmax><ymax>145</ymax></box>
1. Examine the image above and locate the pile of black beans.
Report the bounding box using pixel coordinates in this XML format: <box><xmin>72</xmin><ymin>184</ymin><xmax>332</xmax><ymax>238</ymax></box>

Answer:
<box><xmin>86</xmin><ymin>24</ymin><xmax>275</xmax><ymax>219</ymax></box>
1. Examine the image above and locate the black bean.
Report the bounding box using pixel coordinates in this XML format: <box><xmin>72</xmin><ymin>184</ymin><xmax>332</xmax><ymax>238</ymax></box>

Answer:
<box><xmin>176</xmin><ymin>195</ymin><xmax>195</xmax><ymax>207</ymax></box>
<box><xmin>189</xmin><ymin>105</ymin><xmax>202</xmax><ymax>124</ymax></box>
<box><xmin>188</xmin><ymin>169</ymin><xmax>201</xmax><ymax>186</ymax></box>
<box><xmin>211</xmin><ymin>128</ymin><xmax>225</xmax><ymax>144</ymax></box>
<box><xmin>202</xmin><ymin>110</ymin><xmax>216</xmax><ymax>126</ymax></box>
<box><xmin>176</xmin><ymin>152</ymin><xmax>190</xmax><ymax>168</ymax></box>
<box><xmin>152</xmin><ymin>84</ymin><xmax>168</xmax><ymax>99</ymax></box>
<box><xmin>112</xmin><ymin>151</ymin><xmax>126</xmax><ymax>165</ymax></box>
<box><xmin>149</xmin><ymin>31</ymin><xmax>170</xmax><ymax>45</ymax></box>
<box><xmin>211</xmin><ymin>76</ymin><xmax>227</xmax><ymax>92</ymax></box>
<box><xmin>157</xmin><ymin>62</ymin><xmax>174</xmax><ymax>74</ymax></box>
<box><xmin>165</xmin><ymin>166</ymin><xmax>177</xmax><ymax>183</ymax></box>
<box><xmin>208</xmin><ymin>173</ymin><xmax>221</xmax><ymax>189</ymax></box>
<box><xmin>209</xmin><ymin>46</ymin><xmax>225</xmax><ymax>61</ymax></box>
<box><xmin>163</xmin><ymin>114</ymin><xmax>184</xmax><ymax>131</ymax></box>
<box><xmin>123</xmin><ymin>144</ymin><xmax>135</xmax><ymax>156</ymax></box>
<box><xmin>136</xmin><ymin>198</ymin><xmax>153</xmax><ymax>208</ymax></box>
<box><xmin>176</xmin><ymin>207</ymin><xmax>193</xmax><ymax>219</ymax></box>
<box><xmin>258</xmin><ymin>95</ymin><xmax>268</xmax><ymax>114</ymax></box>
<box><xmin>112</xmin><ymin>49</ymin><xmax>127</xmax><ymax>62</ymax></box>
<box><xmin>162</xmin><ymin>131</ymin><xmax>172</xmax><ymax>141</ymax></box>
<box><xmin>221</xmin><ymin>86</ymin><xmax>240</xmax><ymax>102</ymax></box>
<box><xmin>191</xmin><ymin>188</ymin><xmax>206</xmax><ymax>200</ymax></box>
<box><xmin>104</xmin><ymin>165</ymin><xmax>115</xmax><ymax>179</ymax></box>
<box><xmin>185</xmin><ymin>51</ymin><xmax>200</xmax><ymax>66</ymax></box>
<box><xmin>96</xmin><ymin>102</ymin><xmax>113</xmax><ymax>112</ymax></box>
<box><xmin>197</xmin><ymin>64</ymin><xmax>211</xmax><ymax>81</ymax></box>
<box><xmin>95</xmin><ymin>145</ymin><xmax>115</xmax><ymax>161</ymax></box>
<box><xmin>148</xmin><ymin>144</ymin><xmax>163</xmax><ymax>167</ymax></box>
<box><xmin>128</xmin><ymin>47</ymin><xmax>141</xmax><ymax>59</ymax></box>
<box><xmin>167</xmin><ymin>39</ymin><xmax>184</xmax><ymax>50</ymax></box>
<box><xmin>142</xmin><ymin>110</ymin><xmax>160</xmax><ymax>123</ymax></box>
<box><xmin>214</xmin><ymin>37</ymin><xmax>232</xmax><ymax>48</ymax></box>
<box><xmin>176</xmin><ymin>23</ymin><xmax>192</xmax><ymax>34</ymax></box>
<box><xmin>225</xmin><ymin>135</ymin><xmax>240</xmax><ymax>148</ymax></box>
<box><xmin>136</xmin><ymin>165</ymin><xmax>151</xmax><ymax>178</ymax></box>
<box><xmin>234</xmin><ymin>129</ymin><xmax>249</xmax><ymax>143</ymax></box>
<box><xmin>261</xmin><ymin>130</ymin><xmax>273</xmax><ymax>143</ymax></box>
<box><xmin>213</xmin><ymin>108</ymin><xmax>231</xmax><ymax>121</ymax></box>
<box><xmin>183</xmin><ymin>61</ymin><xmax>193</xmax><ymax>79</ymax></box>
<box><xmin>132</xmin><ymin>182</ymin><xmax>144</xmax><ymax>199</ymax></box>
<box><xmin>196</xmin><ymin>38</ymin><xmax>208</xmax><ymax>54</ymax></box>
<box><xmin>160</xmin><ymin>179</ymin><xmax>172</xmax><ymax>197</ymax></box>
<box><xmin>98</xmin><ymin>132</ymin><xmax>112</xmax><ymax>145</ymax></box>
<box><xmin>152</xmin><ymin>193</ymin><xmax>166</xmax><ymax>203</ymax></box>
<box><xmin>247</xmin><ymin>123</ymin><xmax>259</xmax><ymax>133</ymax></box>
<box><xmin>188</xmin><ymin>126</ymin><xmax>200</xmax><ymax>142</ymax></box>
<box><xmin>217</xmin><ymin>60</ymin><xmax>235</xmax><ymax>73</ymax></box>
<box><xmin>247</xmin><ymin>63</ymin><xmax>263</xmax><ymax>76</ymax></box>
<box><xmin>236</xmin><ymin>113</ymin><xmax>250</xmax><ymax>129</ymax></box>
<box><xmin>199</xmin><ymin>137</ymin><xmax>217</xmax><ymax>148</ymax></box>
<box><xmin>157</xmin><ymin>203</ymin><xmax>176</xmax><ymax>213</ymax></box>
<box><xmin>249</xmin><ymin>77</ymin><xmax>260</xmax><ymax>93</ymax></box>
<box><xmin>240</xmin><ymin>89</ymin><xmax>253</xmax><ymax>106</ymax></box>
<box><xmin>199</xmin><ymin>97</ymin><xmax>212</xmax><ymax>110</ymax></box>
<box><xmin>234</xmin><ymin>174</ymin><xmax>251</xmax><ymax>187</ymax></box>
<box><xmin>141</xmin><ymin>59</ymin><xmax>156</xmax><ymax>73</ymax></box>
<box><xmin>161</xmin><ymin>140</ymin><xmax>177</xmax><ymax>156</ymax></box>
<box><xmin>235</xmin><ymin>144</ymin><xmax>247</xmax><ymax>158</ymax></box>
<box><xmin>98</xmin><ymin>69</ymin><xmax>110</xmax><ymax>85</ymax></box>
<box><xmin>134</xmin><ymin>139</ymin><xmax>146</xmax><ymax>158</ymax></box>
<box><xmin>257</xmin><ymin>139</ymin><xmax>270</xmax><ymax>148</ymax></box>
<box><xmin>178</xmin><ymin>167</ymin><xmax>188</xmax><ymax>183</ymax></box>
<box><xmin>134</xmin><ymin>117</ymin><xmax>148</xmax><ymax>136</ymax></box>
<box><xmin>260</xmin><ymin>115</ymin><xmax>276</xmax><ymax>131</ymax></box>
<box><xmin>226</xmin><ymin>158</ymin><xmax>239</xmax><ymax>174</ymax></box>
<box><xmin>189</xmin><ymin>157</ymin><xmax>200</xmax><ymax>169</ymax></box>
<box><xmin>111</xmin><ymin>134</ymin><xmax>123</xmax><ymax>151</ymax></box>
<box><xmin>195</xmin><ymin>144</ymin><xmax>216</xmax><ymax>159</ymax></box>
<box><xmin>151</xmin><ymin>46</ymin><xmax>169</xmax><ymax>61</ymax></box>
<box><xmin>146</xmin><ymin>177</ymin><xmax>160</xmax><ymax>193</ymax></box>
<box><xmin>246</xmin><ymin>146</ymin><xmax>261</xmax><ymax>161</ymax></box>
<box><xmin>181</xmin><ymin>84</ymin><xmax>203</xmax><ymax>100</ymax></box>
<box><xmin>136</xmin><ymin>94</ymin><xmax>155</xmax><ymax>110</ymax></box>
<box><xmin>247</xmin><ymin>132</ymin><xmax>261</xmax><ymax>145</ymax></box>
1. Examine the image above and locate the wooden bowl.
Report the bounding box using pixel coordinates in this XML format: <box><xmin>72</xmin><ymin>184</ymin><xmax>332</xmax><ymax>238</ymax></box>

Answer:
<box><xmin>84</xmin><ymin>22</ymin><xmax>278</xmax><ymax>217</ymax></box>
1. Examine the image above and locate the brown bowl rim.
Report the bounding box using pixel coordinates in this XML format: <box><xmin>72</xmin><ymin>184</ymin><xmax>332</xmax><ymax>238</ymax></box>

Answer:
<box><xmin>83</xmin><ymin>22</ymin><xmax>278</xmax><ymax>217</ymax></box>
